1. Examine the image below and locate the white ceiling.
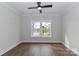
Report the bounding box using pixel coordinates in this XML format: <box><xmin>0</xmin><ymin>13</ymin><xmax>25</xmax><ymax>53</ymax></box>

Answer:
<box><xmin>6</xmin><ymin>2</ymin><xmax>78</xmax><ymax>15</ymax></box>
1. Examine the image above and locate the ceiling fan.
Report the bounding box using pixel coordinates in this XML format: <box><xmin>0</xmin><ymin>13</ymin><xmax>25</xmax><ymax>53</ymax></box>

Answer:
<box><xmin>28</xmin><ymin>2</ymin><xmax>52</xmax><ymax>13</ymax></box>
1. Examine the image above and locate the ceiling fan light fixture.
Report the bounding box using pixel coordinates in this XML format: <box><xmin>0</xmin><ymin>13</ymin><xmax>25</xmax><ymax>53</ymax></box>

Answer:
<box><xmin>38</xmin><ymin>7</ymin><xmax>42</xmax><ymax>10</ymax></box>
<box><xmin>28</xmin><ymin>2</ymin><xmax>52</xmax><ymax>13</ymax></box>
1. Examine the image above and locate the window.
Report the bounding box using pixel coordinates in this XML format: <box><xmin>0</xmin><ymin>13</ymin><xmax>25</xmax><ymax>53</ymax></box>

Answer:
<box><xmin>31</xmin><ymin>21</ymin><xmax>51</xmax><ymax>37</ymax></box>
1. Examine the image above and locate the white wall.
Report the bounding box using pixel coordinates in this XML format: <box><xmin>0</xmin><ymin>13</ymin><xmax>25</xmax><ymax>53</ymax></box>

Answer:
<box><xmin>22</xmin><ymin>13</ymin><xmax>62</xmax><ymax>43</ymax></box>
<box><xmin>62</xmin><ymin>3</ymin><xmax>79</xmax><ymax>55</ymax></box>
<box><xmin>0</xmin><ymin>3</ymin><xmax>21</xmax><ymax>55</ymax></box>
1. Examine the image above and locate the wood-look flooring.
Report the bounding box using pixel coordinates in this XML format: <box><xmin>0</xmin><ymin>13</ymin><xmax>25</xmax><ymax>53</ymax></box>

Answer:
<box><xmin>2</xmin><ymin>43</ymin><xmax>77</xmax><ymax>56</ymax></box>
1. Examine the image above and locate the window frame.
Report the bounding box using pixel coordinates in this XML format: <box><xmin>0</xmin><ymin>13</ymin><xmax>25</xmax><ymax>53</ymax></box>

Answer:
<box><xmin>31</xmin><ymin>20</ymin><xmax>52</xmax><ymax>37</ymax></box>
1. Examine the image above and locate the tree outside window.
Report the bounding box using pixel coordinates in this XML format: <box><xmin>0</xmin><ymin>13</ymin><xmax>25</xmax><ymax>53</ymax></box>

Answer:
<box><xmin>31</xmin><ymin>21</ymin><xmax>51</xmax><ymax>37</ymax></box>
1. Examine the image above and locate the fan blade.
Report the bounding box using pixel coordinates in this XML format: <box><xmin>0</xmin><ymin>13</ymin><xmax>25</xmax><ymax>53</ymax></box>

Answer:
<box><xmin>41</xmin><ymin>5</ymin><xmax>52</xmax><ymax>8</ymax></box>
<box><xmin>39</xmin><ymin>10</ymin><xmax>42</xmax><ymax>13</ymax></box>
<box><xmin>28</xmin><ymin>7</ymin><xmax>38</xmax><ymax>9</ymax></box>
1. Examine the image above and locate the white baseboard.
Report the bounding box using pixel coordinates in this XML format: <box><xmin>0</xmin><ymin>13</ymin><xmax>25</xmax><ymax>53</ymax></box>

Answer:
<box><xmin>69</xmin><ymin>48</ymin><xmax>79</xmax><ymax>55</ymax></box>
<box><xmin>21</xmin><ymin>39</ymin><xmax>63</xmax><ymax>43</ymax></box>
<box><xmin>62</xmin><ymin>42</ymin><xmax>79</xmax><ymax>55</ymax></box>
<box><xmin>21</xmin><ymin>41</ymin><xmax>62</xmax><ymax>43</ymax></box>
<box><xmin>0</xmin><ymin>41</ymin><xmax>21</xmax><ymax>56</ymax></box>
